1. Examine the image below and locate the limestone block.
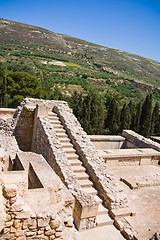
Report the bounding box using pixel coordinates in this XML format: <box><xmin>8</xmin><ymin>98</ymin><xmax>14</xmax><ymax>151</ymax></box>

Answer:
<box><xmin>14</xmin><ymin>230</ymin><xmax>24</xmax><ymax>237</ymax></box>
<box><xmin>50</xmin><ymin>235</ymin><xmax>56</xmax><ymax>240</ymax></box>
<box><xmin>3</xmin><ymin>184</ymin><xmax>17</xmax><ymax>198</ymax></box>
<box><xmin>28</xmin><ymin>218</ymin><xmax>37</xmax><ymax>229</ymax></box>
<box><xmin>25</xmin><ymin>231</ymin><xmax>36</xmax><ymax>237</ymax></box>
<box><xmin>37</xmin><ymin>218</ymin><xmax>48</xmax><ymax>228</ymax></box>
<box><xmin>0</xmin><ymin>171</ymin><xmax>28</xmax><ymax>200</ymax></box>
<box><xmin>74</xmin><ymin>197</ymin><xmax>98</xmax><ymax>219</ymax></box>
<box><xmin>22</xmin><ymin>219</ymin><xmax>29</xmax><ymax>229</ymax></box>
<box><xmin>65</xmin><ymin>218</ymin><xmax>73</xmax><ymax>228</ymax></box>
<box><xmin>13</xmin><ymin>219</ymin><xmax>21</xmax><ymax>229</ymax></box>
<box><xmin>0</xmin><ymin>186</ymin><xmax>7</xmax><ymax>232</ymax></box>
<box><xmin>4</xmin><ymin>221</ymin><xmax>13</xmax><ymax>228</ymax></box>
<box><xmin>50</xmin><ymin>219</ymin><xmax>61</xmax><ymax>229</ymax></box>
<box><xmin>10</xmin><ymin>226</ymin><xmax>16</xmax><ymax>233</ymax></box>
<box><xmin>55</xmin><ymin>231</ymin><xmax>62</xmax><ymax>238</ymax></box>
<box><xmin>15</xmin><ymin>210</ymin><xmax>30</xmax><ymax>220</ymax></box>
<box><xmin>44</xmin><ymin>229</ymin><xmax>55</xmax><ymax>236</ymax></box>
<box><xmin>10</xmin><ymin>201</ymin><xmax>24</xmax><ymax>212</ymax></box>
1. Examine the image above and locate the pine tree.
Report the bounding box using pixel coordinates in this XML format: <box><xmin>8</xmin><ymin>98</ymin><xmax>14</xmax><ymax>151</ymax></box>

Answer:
<box><xmin>139</xmin><ymin>94</ymin><xmax>152</xmax><ymax>137</ymax></box>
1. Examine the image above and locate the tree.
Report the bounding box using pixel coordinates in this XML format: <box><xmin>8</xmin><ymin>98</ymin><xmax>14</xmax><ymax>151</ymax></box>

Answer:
<box><xmin>132</xmin><ymin>101</ymin><xmax>142</xmax><ymax>133</ymax></box>
<box><xmin>151</xmin><ymin>102</ymin><xmax>160</xmax><ymax>135</ymax></box>
<box><xmin>0</xmin><ymin>62</ymin><xmax>8</xmax><ymax>107</ymax></box>
<box><xmin>120</xmin><ymin>103</ymin><xmax>131</xmax><ymax>132</ymax></box>
<box><xmin>139</xmin><ymin>94</ymin><xmax>152</xmax><ymax>137</ymax></box>
<box><xmin>105</xmin><ymin>98</ymin><xmax>120</xmax><ymax>134</ymax></box>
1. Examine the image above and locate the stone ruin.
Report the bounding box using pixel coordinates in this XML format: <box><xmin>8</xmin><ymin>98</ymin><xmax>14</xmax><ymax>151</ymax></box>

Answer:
<box><xmin>0</xmin><ymin>98</ymin><xmax>160</xmax><ymax>240</ymax></box>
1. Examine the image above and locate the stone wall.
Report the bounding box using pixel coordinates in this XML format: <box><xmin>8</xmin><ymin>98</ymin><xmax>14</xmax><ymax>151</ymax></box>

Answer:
<box><xmin>0</xmin><ymin>108</ymin><xmax>16</xmax><ymax>123</ymax></box>
<box><xmin>89</xmin><ymin>135</ymin><xmax>125</xmax><ymax>150</ymax></box>
<box><xmin>15</xmin><ymin>106</ymin><xmax>35</xmax><ymax>151</ymax></box>
<box><xmin>123</xmin><ymin>130</ymin><xmax>160</xmax><ymax>152</ymax></box>
<box><xmin>0</xmin><ymin>181</ymin><xmax>76</xmax><ymax>240</ymax></box>
<box><xmin>54</xmin><ymin>104</ymin><xmax>128</xmax><ymax>210</ymax></box>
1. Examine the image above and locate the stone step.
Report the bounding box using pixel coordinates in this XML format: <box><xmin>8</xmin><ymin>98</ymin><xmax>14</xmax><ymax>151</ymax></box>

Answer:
<box><xmin>110</xmin><ymin>207</ymin><xmax>135</xmax><ymax>219</ymax></box>
<box><xmin>78</xmin><ymin>179</ymin><xmax>93</xmax><ymax>188</ymax></box>
<box><xmin>61</xmin><ymin>142</ymin><xmax>73</xmax><ymax>148</ymax></box>
<box><xmin>48</xmin><ymin>116</ymin><xmax>59</xmax><ymax>120</ymax></box>
<box><xmin>83</xmin><ymin>187</ymin><xmax>98</xmax><ymax>196</ymax></box>
<box><xmin>48</xmin><ymin>112</ymin><xmax>57</xmax><ymax>116</ymax></box>
<box><xmin>59</xmin><ymin>138</ymin><xmax>71</xmax><ymax>143</ymax></box>
<box><xmin>94</xmin><ymin>195</ymin><xmax>103</xmax><ymax>204</ymax></box>
<box><xmin>96</xmin><ymin>214</ymin><xmax>113</xmax><ymax>227</ymax></box>
<box><xmin>68</xmin><ymin>159</ymin><xmax>82</xmax><ymax>166</ymax></box>
<box><xmin>98</xmin><ymin>204</ymin><xmax>109</xmax><ymax>215</ymax></box>
<box><xmin>65</xmin><ymin>148</ymin><xmax>76</xmax><ymax>154</ymax></box>
<box><xmin>71</xmin><ymin>165</ymin><xmax>86</xmax><ymax>173</ymax></box>
<box><xmin>75</xmin><ymin>172</ymin><xmax>89</xmax><ymax>180</ymax></box>
<box><xmin>53</xmin><ymin>125</ymin><xmax>64</xmax><ymax>129</ymax></box>
<box><xmin>50</xmin><ymin>120</ymin><xmax>61</xmax><ymax>125</ymax></box>
<box><xmin>66</xmin><ymin>153</ymin><xmax>79</xmax><ymax>160</ymax></box>
<box><xmin>54</xmin><ymin>128</ymin><xmax>66</xmax><ymax>133</ymax></box>
<box><xmin>56</xmin><ymin>133</ymin><xmax>68</xmax><ymax>138</ymax></box>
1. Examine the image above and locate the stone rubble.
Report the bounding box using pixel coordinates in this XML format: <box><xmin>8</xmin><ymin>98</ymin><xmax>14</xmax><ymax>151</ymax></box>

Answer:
<box><xmin>0</xmin><ymin>182</ymin><xmax>76</xmax><ymax>239</ymax></box>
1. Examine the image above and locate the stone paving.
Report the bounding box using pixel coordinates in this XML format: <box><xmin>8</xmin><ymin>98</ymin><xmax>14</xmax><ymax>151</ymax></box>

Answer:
<box><xmin>110</xmin><ymin>165</ymin><xmax>160</xmax><ymax>240</ymax></box>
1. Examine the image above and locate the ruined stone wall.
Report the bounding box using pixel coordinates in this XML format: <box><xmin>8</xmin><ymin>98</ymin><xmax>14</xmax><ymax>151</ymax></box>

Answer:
<box><xmin>54</xmin><ymin>104</ymin><xmax>128</xmax><ymax>210</ymax></box>
<box><xmin>0</xmin><ymin>108</ymin><xmax>16</xmax><ymax>123</ymax></box>
<box><xmin>89</xmin><ymin>135</ymin><xmax>125</xmax><ymax>150</ymax></box>
<box><xmin>15</xmin><ymin>106</ymin><xmax>35</xmax><ymax>151</ymax></box>
<box><xmin>123</xmin><ymin>130</ymin><xmax>160</xmax><ymax>152</ymax></box>
<box><xmin>0</xmin><ymin>182</ymin><xmax>76</xmax><ymax>240</ymax></box>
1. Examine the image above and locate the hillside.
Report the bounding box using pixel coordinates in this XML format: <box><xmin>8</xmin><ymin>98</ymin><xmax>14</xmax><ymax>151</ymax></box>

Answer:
<box><xmin>0</xmin><ymin>18</ymin><xmax>160</xmax><ymax>102</ymax></box>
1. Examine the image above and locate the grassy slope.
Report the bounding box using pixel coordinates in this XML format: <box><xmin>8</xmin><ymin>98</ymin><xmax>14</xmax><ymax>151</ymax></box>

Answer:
<box><xmin>0</xmin><ymin>18</ymin><xmax>160</xmax><ymax>101</ymax></box>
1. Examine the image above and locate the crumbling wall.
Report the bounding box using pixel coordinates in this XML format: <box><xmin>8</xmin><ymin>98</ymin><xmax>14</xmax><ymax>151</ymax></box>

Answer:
<box><xmin>89</xmin><ymin>135</ymin><xmax>125</xmax><ymax>150</ymax></box>
<box><xmin>15</xmin><ymin>106</ymin><xmax>35</xmax><ymax>151</ymax></box>
<box><xmin>0</xmin><ymin>182</ymin><xmax>76</xmax><ymax>240</ymax></box>
<box><xmin>123</xmin><ymin>130</ymin><xmax>160</xmax><ymax>152</ymax></box>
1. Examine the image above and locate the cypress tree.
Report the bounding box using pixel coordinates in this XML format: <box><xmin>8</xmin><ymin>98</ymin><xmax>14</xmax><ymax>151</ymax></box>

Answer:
<box><xmin>105</xmin><ymin>98</ymin><xmax>120</xmax><ymax>135</ymax></box>
<box><xmin>132</xmin><ymin>101</ymin><xmax>142</xmax><ymax>133</ymax></box>
<box><xmin>128</xmin><ymin>100</ymin><xmax>136</xmax><ymax>129</ymax></box>
<box><xmin>151</xmin><ymin>102</ymin><xmax>160</xmax><ymax>136</ymax></box>
<box><xmin>139</xmin><ymin>94</ymin><xmax>152</xmax><ymax>137</ymax></box>
<box><xmin>120</xmin><ymin>103</ymin><xmax>131</xmax><ymax>132</ymax></box>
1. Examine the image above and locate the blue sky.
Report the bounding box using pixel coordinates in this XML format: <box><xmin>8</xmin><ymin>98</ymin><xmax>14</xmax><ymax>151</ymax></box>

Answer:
<box><xmin>0</xmin><ymin>0</ymin><xmax>160</xmax><ymax>62</ymax></box>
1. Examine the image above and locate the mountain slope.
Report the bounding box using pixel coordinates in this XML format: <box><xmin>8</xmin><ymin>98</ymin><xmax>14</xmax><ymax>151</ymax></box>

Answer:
<box><xmin>0</xmin><ymin>18</ymin><xmax>160</xmax><ymax>99</ymax></box>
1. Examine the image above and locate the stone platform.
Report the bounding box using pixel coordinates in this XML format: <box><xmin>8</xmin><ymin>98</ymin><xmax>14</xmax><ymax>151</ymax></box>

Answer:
<box><xmin>98</xmin><ymin>148</ymin><xmax>160</xmax><ymax>166</ymax></box>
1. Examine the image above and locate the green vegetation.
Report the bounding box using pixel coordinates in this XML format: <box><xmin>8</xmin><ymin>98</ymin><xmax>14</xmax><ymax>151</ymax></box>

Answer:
<box><xmin>0</xmin><ymin>63</ymin><xmax>63</xmax><ymax>108</ymax></box>
<box><xmin>0</xmin><ymin>19</ymin><xmax>160</xmax><ymax>137</ymax></box>
<box><xmin>70</xmin><ymin>89</ymin><xmax>160</xmax><ymax>137</ymax></box>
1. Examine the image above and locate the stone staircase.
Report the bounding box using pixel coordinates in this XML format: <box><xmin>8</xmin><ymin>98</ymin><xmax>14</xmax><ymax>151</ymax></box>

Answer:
<box><xmin>48</xmin><ymin>112</ymin><xmax>114</xmax><ymax>228</ymax></box>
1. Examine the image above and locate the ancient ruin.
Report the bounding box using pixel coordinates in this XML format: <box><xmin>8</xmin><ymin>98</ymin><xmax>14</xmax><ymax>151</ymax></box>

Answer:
<box><xmin>0</xmin><ymin>98</ymin><xmax>160</xmax><ymax>240</ymax></box>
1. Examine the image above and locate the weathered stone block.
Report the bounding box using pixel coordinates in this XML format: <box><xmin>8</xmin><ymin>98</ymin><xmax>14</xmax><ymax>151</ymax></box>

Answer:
<box><xmin>37</xmin><ymin>218</ymin><xmax>48</xmax><ymax>228</ymax></box>
<box><xmin>14</xmin><ymin>229</ymin><xmax>24</xmax><ymax>237</ymax></box>
<box><xmin>44</xmin><ymin>229</ymin><xmax>55</xmax><ymax>236</ymax></box>
<box><xmin>3</xmin><ymin>184</ymin><xmax>17</xmax><ymax>198</ymax></box>
<box><xmin>50</xmin><ymin>219</ymin><xmax>61</xmax><ymax>229</ymax></box>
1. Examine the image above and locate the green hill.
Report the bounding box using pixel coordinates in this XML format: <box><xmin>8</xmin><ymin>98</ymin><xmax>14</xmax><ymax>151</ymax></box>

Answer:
<box><xmin>0</xmin><ymin>18</ymin><xmax>160</xmax><ymax>102</ymax></box>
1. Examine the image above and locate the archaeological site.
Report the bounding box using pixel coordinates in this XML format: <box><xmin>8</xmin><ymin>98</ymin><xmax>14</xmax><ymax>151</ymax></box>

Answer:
<box><xmin>0</xmin><ymin>98</ymin><xmax>160</xmax><ymax>240</ymax></box>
